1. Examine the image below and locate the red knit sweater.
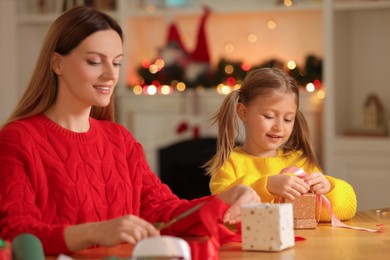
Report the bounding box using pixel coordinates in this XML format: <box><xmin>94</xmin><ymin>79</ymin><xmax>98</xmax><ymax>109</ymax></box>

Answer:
<box><xmin>0</xmin><ymin>115</ymin><xmax>213</xmax><ymax>255</ymax></box>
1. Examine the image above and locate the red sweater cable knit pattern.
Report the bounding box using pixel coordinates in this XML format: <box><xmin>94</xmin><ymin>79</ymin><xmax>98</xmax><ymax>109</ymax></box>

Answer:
<box><xmin>0</xmin><ymin>115</ymin><xmax>212</xmax><ymax>255</ymax></box>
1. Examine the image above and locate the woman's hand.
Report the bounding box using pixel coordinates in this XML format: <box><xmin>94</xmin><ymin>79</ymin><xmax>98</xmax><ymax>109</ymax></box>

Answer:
<box><xmin>217</xmin><ymin>184</ymin><xmax>261</xmax><ymax>224</ymax></box>
<box><xmin>64</xmin><ymin>215</ymin><xmax>159</xmax><ymax>252</ymax></box>
<box><xmin>92</xmin><ymin>215</ymin><xmax>160</xmax><ymax>245</ymax></box>
<box><xmin>303</xmin><ymin>172</ymin><xmax>331</xmax><ymax>195</ymax></box>
<box><xmin>267</xmin><ymin>174</ymin><xmax>310</xmax><ymax>201</ymax></box>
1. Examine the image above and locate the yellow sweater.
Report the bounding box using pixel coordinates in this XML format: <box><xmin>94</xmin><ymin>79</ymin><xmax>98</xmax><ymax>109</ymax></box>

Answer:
<box><xmin>210</xmin><ymin>147</ymin><xmax>357</xmax><ymax>222</ymax></box>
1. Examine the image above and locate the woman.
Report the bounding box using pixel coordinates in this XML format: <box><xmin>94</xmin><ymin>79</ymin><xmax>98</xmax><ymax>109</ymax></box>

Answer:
<box><xmin>0</xmin><ymin>6</ymin><xmax>260</xmax><ymax>255</ymax></box>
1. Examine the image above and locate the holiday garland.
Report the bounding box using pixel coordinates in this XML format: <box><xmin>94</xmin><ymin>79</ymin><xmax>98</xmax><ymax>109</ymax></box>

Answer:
<box><xmin>133</xmin><ymin>54</ymin><xmax>322</xmax><ymax>90</ymax></box>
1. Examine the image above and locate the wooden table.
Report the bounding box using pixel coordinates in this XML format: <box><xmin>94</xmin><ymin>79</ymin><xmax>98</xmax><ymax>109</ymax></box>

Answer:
<box><xmin>64</xmin><ymin>208</ymin><xmax>390</xmax><ymax>260</ymax></box>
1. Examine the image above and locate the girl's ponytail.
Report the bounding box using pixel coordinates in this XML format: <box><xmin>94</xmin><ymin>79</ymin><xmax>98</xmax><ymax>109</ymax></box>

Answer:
<box><xmin>204</xmin><ymin>90</ymin><xmax>240</xmax><ymax>175</ymax></box>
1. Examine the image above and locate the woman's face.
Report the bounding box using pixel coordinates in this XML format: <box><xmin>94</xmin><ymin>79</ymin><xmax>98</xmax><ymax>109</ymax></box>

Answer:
<box><xmin>53</xmin><ymin>29</ymin><xmax>123</xmax><ymax>109</ymax></box>
<box><xmin>237</xmin><ymin>90</ymin><xmax>297</xmax><ymax>157</ymax></box>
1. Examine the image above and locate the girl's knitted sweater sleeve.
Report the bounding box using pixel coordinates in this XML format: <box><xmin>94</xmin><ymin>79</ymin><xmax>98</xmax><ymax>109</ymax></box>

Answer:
<box><xmin>209</xmin><ymin>159</ymin><xmax>273</xmax><ymax>201</ymax></box>
<box><xmin>319</xmin><ymin>176</ymin><xmax>357</xmax><ymax>222</ymax></box>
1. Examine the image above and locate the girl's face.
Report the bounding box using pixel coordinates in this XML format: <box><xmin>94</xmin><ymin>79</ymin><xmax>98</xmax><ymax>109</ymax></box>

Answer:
<box><xmin>52</xmin><ymin>29</ymin><xmax>123</xmax><ymax>109</ymax></box>
<box><xmin>237</xmin><ymin>90</ymin><xmax>297</xmax><ymax>157</ymax></box>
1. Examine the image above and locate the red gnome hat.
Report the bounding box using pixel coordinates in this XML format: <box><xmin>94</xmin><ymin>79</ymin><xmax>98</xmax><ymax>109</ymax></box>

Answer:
<box><xmin>190</xmin><ymin>6</ymin><xmax>211</xmax><ymax>64</ymax></box>
<box><xmin>166</xmin><ymin>21</ymin><xmax>188</xmax><ymax>54</ymax></box>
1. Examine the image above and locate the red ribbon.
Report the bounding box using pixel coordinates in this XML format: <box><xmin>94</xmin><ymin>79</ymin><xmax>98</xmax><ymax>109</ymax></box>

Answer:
<box><xmin>186</xmin><ymin>198</ymin><xmax>239</xmax><ymax>260</ymax></box>
<box><xmin>279</xmin><ymin>166</ymin><xmax>384</xmax><ymax>233</ymax></box>
<box><xmin>186</xmin><ymin>236</ymin><xmax>219</xmax><ymax>260</ymax></box>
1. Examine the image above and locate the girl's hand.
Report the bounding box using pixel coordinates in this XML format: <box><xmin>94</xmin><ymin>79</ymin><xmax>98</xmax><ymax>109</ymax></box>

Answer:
<box><xmin>217</xmin><ymin>184</ymin><xmax>261</xmax><ymax>224</ymax></box>
<box><xmin>267</xmin><ymin>174</ymin><xmax>310</xmax><ymax>201</ymax></box>
<box><xmin>303</xmin><ymin>172</ymin><xmax>331</xmax><ymax>195</ymax></box>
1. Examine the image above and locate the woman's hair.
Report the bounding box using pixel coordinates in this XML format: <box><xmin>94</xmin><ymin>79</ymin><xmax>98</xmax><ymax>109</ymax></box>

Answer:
<box><xmin>4</xmin><ymin>6</ymin><xmax>123</xmax><ymax>125</ymax></box>
<box><xmin>205</xmin><ymin>67</ymin><xmax>319</xmax><ymax>175</ymax></box>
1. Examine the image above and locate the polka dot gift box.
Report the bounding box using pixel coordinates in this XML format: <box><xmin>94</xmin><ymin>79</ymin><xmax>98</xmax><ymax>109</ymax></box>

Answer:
<box><xmin>241</xmin><ymin>203</ymin><xmax>295</xmax><ymax>252</ymax></box>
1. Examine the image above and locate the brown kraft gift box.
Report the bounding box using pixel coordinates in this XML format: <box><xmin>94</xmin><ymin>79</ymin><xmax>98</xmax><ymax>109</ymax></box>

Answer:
<box><xmin>284</xmin><ymin>193</ymin><xmax>318</xmax><ymax>229</ymax></box>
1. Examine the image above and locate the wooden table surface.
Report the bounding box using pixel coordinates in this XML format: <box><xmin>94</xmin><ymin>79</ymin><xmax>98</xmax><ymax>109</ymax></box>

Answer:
<box><xmin>61</xmin><ymin>207</ymin><xmax>390</xmax><ymax>260</ymax></box>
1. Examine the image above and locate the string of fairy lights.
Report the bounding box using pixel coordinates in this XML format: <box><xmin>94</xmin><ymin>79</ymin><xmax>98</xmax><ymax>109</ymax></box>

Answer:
<box><xmin>131</xmin><ymin>59</ymin><xmax>325</xmax><ymax>100</ymax></box>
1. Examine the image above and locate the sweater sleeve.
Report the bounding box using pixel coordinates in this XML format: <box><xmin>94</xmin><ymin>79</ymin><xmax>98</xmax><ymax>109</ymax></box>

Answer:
<box><xmin>0</xmin><ymin>128</ymin><xmax>70</xmax><ymax>255</ymax></box>
<box><xmin>209</xmin><ymin>160</ymin><xmax>274</xmax><ymax>202</ymax></box>
<box><xmin>209</xmin><ymin>161</ymin><xmax>240</xmax><ymax>195</ymax></box>
<box><xmin>318</xmin><ymin>176</ymin><xmax>357</xmax><ymax>222</ymax></box>
<box><xmin>209</xmin><ymin>160</ymin><xmax>254</xmax><ymax>195</ymax></box>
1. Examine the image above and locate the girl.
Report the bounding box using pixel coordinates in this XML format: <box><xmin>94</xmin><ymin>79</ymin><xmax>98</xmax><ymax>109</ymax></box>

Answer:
<box><xmin>205</xmin><ymin>67</ymin><xmax>357</xmax><ymax>222</ymax></box>
<box><xmin>0</xmin><ymin>6</ymin><xmax>259</xmax><ymax>255</ymax></box>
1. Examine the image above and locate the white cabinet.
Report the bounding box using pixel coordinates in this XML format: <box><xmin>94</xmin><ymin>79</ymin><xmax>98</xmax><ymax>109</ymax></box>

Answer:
<box><xmin>323</xmin><ymin>0</ymin><xmax>390</xmax><ymax>210</ymax></box>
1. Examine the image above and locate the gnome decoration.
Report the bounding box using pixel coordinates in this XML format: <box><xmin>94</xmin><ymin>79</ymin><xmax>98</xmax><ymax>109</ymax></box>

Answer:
<box><xmin>138</xmin><ymin>6</ymin><xmax>212</xmax><ymax>89</ymax></box>
<box><xmin>157</xmin><ymin>21</ymin><xmax>188</xmax><ymax>84</ymax></box>
<box><xmin>184</xmin><ymin>6</ymin><xmax>211</xmax><ymax>88</ymax></box>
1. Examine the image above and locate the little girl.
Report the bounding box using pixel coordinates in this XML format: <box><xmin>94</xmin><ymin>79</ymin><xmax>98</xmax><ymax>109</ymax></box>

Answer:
<box><xmin>205</xmin><ymin>67</ymin><xmax>357</xmax><ymax>222</ymax></box>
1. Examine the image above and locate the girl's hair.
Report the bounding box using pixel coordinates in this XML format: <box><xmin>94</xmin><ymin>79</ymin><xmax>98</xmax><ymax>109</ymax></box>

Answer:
<box><xmin>205</xmin><ymin>67</ymin><xmax>319</xmax><ymax>175</ymax></box>
<box><xmin>4</xmin><ymin>6</ymin><xmax>123</xmax><ymax>126</ymax></box>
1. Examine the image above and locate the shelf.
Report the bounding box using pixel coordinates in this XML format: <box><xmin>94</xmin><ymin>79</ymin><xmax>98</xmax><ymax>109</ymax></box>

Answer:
<box><xmin>17</xmin><ymin>11</ymin><xmax>118</xmax><ymax>25</ymax></box>
<box><xmin>126</xmin><ymin>2</ymin><xmax>323</xmax><ymax>17</ymax></box>
<box><xmin>333</xmin><ymin>0</ymin><xmax>390</xmax><ymax>11</ymax></box>
<box><xmin>343</xmin><ymin>129</ymin><xmax>388</xmax><ymax>138</ymax></box>
<box><xmin>333</xmin><ymin>136</ymin><xmax>390</xmax><ymax>151</ymax></box>
<box><xmin>17</xmin><ymin>14</ymin><xmax>59</xmax><ymax>25</ymax></box>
